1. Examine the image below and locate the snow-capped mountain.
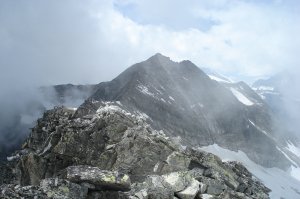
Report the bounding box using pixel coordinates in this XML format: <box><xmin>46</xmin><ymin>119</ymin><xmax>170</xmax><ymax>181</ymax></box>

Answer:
<box><xmin>75</xmin><ymin>53</ymin><xmax>290</xmax><ymax>169</ymax></box>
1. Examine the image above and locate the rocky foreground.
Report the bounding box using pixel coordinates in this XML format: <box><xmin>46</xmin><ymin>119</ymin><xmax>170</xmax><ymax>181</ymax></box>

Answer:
<box><xmin>0</xmin><ymin>103</ymin><xmax>271</xmax><ymax>198</ymax></box>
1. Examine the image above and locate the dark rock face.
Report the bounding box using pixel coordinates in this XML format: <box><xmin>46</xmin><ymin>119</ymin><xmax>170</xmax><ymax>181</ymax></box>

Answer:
<box><xmin>1</xmin><ymin>106</ymin><xmax>270</xmax><ymax>198</ymax></box>
<box><xmin>75</xmin><ymin>54</ymin><xmax>289</xmax><ymax>169</ymax></box>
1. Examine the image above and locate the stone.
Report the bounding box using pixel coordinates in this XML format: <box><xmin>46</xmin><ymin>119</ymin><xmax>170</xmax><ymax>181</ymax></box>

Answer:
<box><xmin>206</xmin><ymin>184</ymin><xmax>224</xmax><ymax>195</ymax></box>
<box><xmin>61</xmin><ymin>165</ymin><xmax>131</xmax><ymax>191</ymax></box>
<box><xmin>199</xmin><ymin>182</ymin><xmax>207</xmax><ymax>194</ymax></box>
<box><xmin>198</xmin><ymin>194</ymin><xmax>215</xmax><ymax>199</ymax></box>
<box><xmin>176</xmin><ymin>178</ymin><xmax>200</xmax><ymax>199</ymax></box>
<box><xmin>40</xmin><ymin>178</ymin><xmax>88</xmax><ymax>199</ymax></box>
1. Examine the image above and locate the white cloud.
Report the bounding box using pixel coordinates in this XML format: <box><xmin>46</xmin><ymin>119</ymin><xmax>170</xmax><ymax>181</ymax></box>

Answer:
<box><xmin>0</xmin><ymin>0</ymin><xmax>299</xmax><ymax>89</ymax></box>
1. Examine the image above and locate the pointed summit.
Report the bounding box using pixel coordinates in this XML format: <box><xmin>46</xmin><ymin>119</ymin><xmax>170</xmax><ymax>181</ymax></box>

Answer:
<box><xmin>75</xmin><ymin>54</ymin><xmax>290</xmax><ymax>170</ymax></box>
<box><xmin>147</xmin><ymin>53</ymin><xmax>172</xmax><ymax>63</ymax></box>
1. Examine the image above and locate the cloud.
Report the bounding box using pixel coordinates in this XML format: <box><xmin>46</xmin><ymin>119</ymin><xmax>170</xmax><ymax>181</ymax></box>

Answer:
<box><xmin>0</xmin><ymin>0</ymin><xmax>299</xmax><ymax>89</ymax></box>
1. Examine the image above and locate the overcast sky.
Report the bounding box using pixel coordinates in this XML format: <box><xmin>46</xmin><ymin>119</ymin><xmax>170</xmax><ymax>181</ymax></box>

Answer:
<box><xmin>0</xmin><ymin>0</ymin><xmax>299</xmax><ymax>89</ymax></box>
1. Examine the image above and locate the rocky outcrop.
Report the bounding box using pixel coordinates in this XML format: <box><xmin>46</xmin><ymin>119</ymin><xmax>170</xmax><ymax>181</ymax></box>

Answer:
<box><xmin>1</xmin><ymin>105</ymin><xmax>270</xmax><ymax>198</ymax></box>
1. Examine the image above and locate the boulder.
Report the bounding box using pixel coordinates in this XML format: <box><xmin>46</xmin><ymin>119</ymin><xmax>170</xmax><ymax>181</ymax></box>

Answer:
<box><xmin>61</xmin><ymin>165</ymin><xmax>131</xmax><ymax>191</ymax></box>
<box><xmin>176</xmin><ymin>178</ymin><xmax>200</xmax><ymax>199</ymax></box>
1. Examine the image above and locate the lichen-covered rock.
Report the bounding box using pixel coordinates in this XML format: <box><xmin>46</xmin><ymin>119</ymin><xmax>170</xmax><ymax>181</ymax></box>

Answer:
<box><xmin>61</xmin><ymin>165</ymin><xmax>131</xmax><ymax>191</ymax></box>
<box><xmin>40</xmin><ymin>178</ymin><xmax>88</xmax><ymax>199</ymax></box>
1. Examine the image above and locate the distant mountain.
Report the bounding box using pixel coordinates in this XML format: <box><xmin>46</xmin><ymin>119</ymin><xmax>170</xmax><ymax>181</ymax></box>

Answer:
<box><xmin>75</xmin><ymin>53</ymin><xmax>291</xmax><ymax>169</ymax></box>
<box><xmin>253</xmin><ymin>73</ymin><xmax>300</xmax><ymax>141</ymax></box>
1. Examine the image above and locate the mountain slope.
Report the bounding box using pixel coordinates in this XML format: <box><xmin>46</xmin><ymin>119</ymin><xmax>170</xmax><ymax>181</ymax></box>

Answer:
<box><xmin>75</xmin><ymin>53</ymin><xmax>290</xmax><ymax>169</ymax></box>
<box><xmin>1</xmin><ymin>105</ymin><xmax>270</xmax><ymax>198</ymax></box>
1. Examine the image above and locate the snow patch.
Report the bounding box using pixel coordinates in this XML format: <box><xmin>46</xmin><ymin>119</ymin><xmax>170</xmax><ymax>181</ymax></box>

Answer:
<box><xmin>160</xmin><ymin>98</ymin><xmax>166</xmax><ymax>103</ymax></box>
<box><xmin>230</xmin><ymin>88</ymin><xmax>254</xmax><ymax>106</ymax></box>
<box><xmin>134</xmin><ymin>111</ymin><xmax>150</xmax><ymax>120</ymax></box>
<box><xmin>290</xmin><ymin>166</ymin><xmax>300</xmax><ymax>182</ymax></box>
<box><xmin>169</xmin><ymin>96</ymin><xmax>175</xmax><ymax>101</ymax></box>
<box><xmin>208</xmin><ymin>75</ymin><xmax>231</xmax><ymax>83</ymax></box>
<box><xmin>137</xmin><ymin>85</ymin><xmax>156</xmax><ymax>97</ymax></box>
<box><xmin>248</xmin><ymin>120</ymin><xmax>268</xmax><ymax>136</ymax></box>
<box><xmin>255</xmin><ymin>86</ymin><xmax>274</xmax><ymax>91</ymax></box>
<box><xmin>96</xmin><ymin>104</ymin><xmax>122</xmax><ymax>114</ymax></box>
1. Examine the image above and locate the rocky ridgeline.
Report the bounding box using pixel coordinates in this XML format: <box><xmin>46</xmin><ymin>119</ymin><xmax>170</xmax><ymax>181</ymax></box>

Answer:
<box><xmin>0</xmin><ymin>103</ymin><xmax>271</xmax><ymax>198</ymax></box>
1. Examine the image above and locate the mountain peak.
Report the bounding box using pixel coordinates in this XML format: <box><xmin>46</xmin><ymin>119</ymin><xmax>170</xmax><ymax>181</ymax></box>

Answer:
<box><xmin>147</xmin><ymin>53</ymin><xmax>172</xmax><ymax>62</ymax></box>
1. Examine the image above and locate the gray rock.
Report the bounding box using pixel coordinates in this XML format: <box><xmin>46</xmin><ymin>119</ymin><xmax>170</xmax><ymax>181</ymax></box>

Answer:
<box><xmin>206</xmin><ymin>184</ymin><xmax>224</xmax><ymax>195</ymax></box>
<box><xmin>61</xmin><ymin>165</ymin><xmax>131</xmax><ymax>191</ymax></box>
<box><xmin>40</xmin><ymin>178</ymin><xmax>88</xmax><ymax>199</ymax></box>
<box><xmin>198</xmin><ymin>182</ymin><xmax>207</xmax><ymax>194</ymax></box>
<box><xmin>87</xmin><ymin>190</ymin><xmax>129</xmax><ymax>199</ymax></box>
<box><xmin>175</xmin><ymin>178</ymin><xmax>200</xmax><ymax>199</ymax></box>
<box><xmin>0</xmin><ymin>184</ymin><xmax>48</xmax><ymax>199</ymax></box>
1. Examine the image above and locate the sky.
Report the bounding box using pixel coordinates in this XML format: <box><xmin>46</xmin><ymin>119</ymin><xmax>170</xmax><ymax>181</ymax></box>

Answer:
<box><xmin>0</xmin><ymin>0</ymin><xmax>299</xmax><ymax>89</ymax></box>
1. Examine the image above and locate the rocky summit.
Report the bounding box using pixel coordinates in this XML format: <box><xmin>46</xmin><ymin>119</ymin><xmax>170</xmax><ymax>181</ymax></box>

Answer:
<box><xmin>0</xmin><ymin>104</ymin><xmax>270</xmax><ymax>198</ymax></box>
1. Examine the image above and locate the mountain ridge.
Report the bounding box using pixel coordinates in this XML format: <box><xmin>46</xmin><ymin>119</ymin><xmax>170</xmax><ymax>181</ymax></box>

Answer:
<box><xmin>75</xmin><ymin>53</ymin><xmax>290</xmax><ymax>169</ymax></box>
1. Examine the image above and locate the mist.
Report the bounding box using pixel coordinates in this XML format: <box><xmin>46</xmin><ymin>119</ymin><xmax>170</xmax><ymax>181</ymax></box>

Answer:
<box><xmin>0</xmin><ymin>83</ymin><xmax>99</xmax><ymax>161</ymax></box>
<box><xmin>278</xmin><ymin>70</ymin><xmax>300</xmax><ymax>139</ymax></box>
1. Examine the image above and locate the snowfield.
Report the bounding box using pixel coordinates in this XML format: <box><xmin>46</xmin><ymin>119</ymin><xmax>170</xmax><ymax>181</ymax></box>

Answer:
<box><xmin>200</xmin><ymin>144</ymin><xmax>300</xmax><ymax>199</ymax></box>
<box><xmin>230</xmin><ymin>88</ymin><xmax>254</xmax><ymax>106</ymax></box>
